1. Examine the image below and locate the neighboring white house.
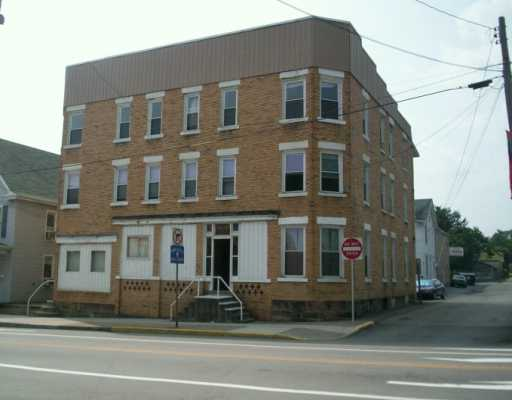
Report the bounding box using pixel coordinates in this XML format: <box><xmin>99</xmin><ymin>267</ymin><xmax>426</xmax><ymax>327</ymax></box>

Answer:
<box><xmin>414</xmin><ymin>199</ymin><xmax>449</xmax><ymax>282</ymax></box>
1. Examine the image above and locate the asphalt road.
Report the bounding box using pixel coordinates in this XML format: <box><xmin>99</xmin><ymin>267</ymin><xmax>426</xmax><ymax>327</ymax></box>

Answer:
<box><xmin>0</xmin><ymin>281</ymin><xmax>511</xmax><ymax>400</ymax></box>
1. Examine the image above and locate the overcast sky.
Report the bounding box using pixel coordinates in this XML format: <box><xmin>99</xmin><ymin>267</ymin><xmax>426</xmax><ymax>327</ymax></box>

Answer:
<box><xmin>0</xmin><ymin>0</ymin><xmax>511</xmax><ymax>235</ymax></box>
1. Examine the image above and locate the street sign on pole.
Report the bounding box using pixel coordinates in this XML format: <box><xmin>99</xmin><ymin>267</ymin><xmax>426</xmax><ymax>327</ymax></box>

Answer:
<box><xmin>341</xmin><ymin>237</ymin><xmax>363</xmax><ymax>322</ymax></box>
<box><xmin>170</xmin><ymin>242</ymin><xmax>184</xmax><ymax>328</ymax></box>
<box><xmin>173</xmin><ymin>228</ymin><xmax>183</xmax><ymax>245</ymax></box>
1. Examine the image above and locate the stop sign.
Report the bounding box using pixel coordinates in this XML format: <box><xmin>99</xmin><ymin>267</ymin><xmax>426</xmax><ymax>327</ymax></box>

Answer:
<box><xmin>341</xmin><ymin>237</ymin><xmax>363</xmax><ymax>260</ymax></box>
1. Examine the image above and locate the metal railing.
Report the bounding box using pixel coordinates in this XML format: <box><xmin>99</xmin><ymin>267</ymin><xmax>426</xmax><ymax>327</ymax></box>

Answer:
<box><xmin>169</xmin><ymin>277</ymin><xmax>205</xmax><ymax>321</ymax></box>
<box><xmin>169</xmin><ymin>275</ymin><xmax>244</xmax><ymax>321</ymax></box>
<box><xmin>26</xmin><ymin>279</ymin><xmax>54</xmax><ymax>316</ymax></box>
<box><xmin>212</xmin><ymin>276</ymin><xmax>244</xmax><ymax>321</ymax></box>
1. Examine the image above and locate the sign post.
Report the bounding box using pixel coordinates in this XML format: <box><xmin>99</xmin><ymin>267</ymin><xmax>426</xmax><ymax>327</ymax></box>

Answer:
<box><xmin>341</xmin><ymin>237</ymin><xmax>363</xmax><ymax>322</ymax></box>
<box><xmin>170</xmin><ymin>228</ymin><xmax>184</xmax><ymax>328</ymax></box>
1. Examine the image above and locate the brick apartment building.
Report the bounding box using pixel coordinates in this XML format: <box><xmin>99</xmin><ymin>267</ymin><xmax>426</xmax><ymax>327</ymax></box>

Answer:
<box><xmin>55</xmin><ymin>17</ymin><xmax>418</xmax><ymax>320</ymax></box>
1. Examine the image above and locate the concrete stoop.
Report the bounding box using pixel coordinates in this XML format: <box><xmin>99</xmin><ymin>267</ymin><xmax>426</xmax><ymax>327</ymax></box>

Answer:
<box><xmin>0</xmin><ymin>300</ymin><xmax>62</xmax><ymax>317</ymax></box>
<box><xmin>179</xmin><ymin>293</ymin><xmax>254</xmax><ymax>323</ymax></box>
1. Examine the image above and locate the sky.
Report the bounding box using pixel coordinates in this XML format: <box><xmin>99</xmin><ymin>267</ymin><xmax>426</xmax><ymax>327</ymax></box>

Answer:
<box><xmin>0</xmin><ymin>0</ymin><xmax>511</xmax><ymax>236</ymax></box>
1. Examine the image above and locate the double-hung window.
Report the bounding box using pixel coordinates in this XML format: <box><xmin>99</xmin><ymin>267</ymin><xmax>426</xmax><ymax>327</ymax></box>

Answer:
<box><xmin>403</xmin><ymin>185</ymin><xmax>409</xmax><ymax>223</ymax></box>
<box><xmin>283</xmin><ymin>151</ymin><xmax>305</xmax><ymax>193</ymax></box>
<box><xmin>280</xmin><ymin>69</ymin><xmax>308</xmax><ymax>122</ymax></box>
<box><xmin>363</xmin><ymin>155</ymin><xmax>370</xmax><ymax>205</ymax></box>
<box><xmin>321</xmin><ymin>153</ymin><xmax>341</xmax><ymax>193</ymax></box>
<box><xmin>115</xmin><ymin>97</ymin><xmax>132</xmax><ymax>141</ymax></box>
<box><xmin>403</xmin><ymin>238</ymin><xmax>410</xmax><ymax>282</ymax></box>
<box><xmin>91</xmin><ymin>250</ymin><xmax>106</xmax><ymax>272</ymax></box>
<box><xmin>45</xmin><ymin>211</ymin><xmax>56</xmax><ymax>240</ymax></box>
<box><xmin>0</xmin><ymin>205</ymin><xmax>8</xmax><ymax>239</ymax></box>
<box><xmin>114</xmin><ymin>167</ymin><xmax>128</xmax><ymax>202</ymax></box>
<box><xmin>391</xmin><ymin>234</ymin><xmax>397</xmax><ymax>281</ymax></box>
<box><xmin>363</xmin><ymin>225</ymin><xmax>371</xmax><ymax>280</ymax></box>
<box><xmin>362</xmin><ymin>90</ymin><xmax>370</xmax><ymax>139</ymax></box>
<box><xmin>283</xmin><ymin>226</ymin><xmax>305</xmax><ymax>276</ymax></box>
<box><xmin>379</xmin><ymin>111</ymin><xmax>386</xmax><ymax>153</ymax></box>
<box><xmin>380</xmin><ymin>170</ymin><xmax>386</xmax><ymax>211</ymax></box>
<box><xmin>143</xmin><ymin>156</ymin><xmax>162</xmax><ymax>203</ymax></box>
<box><xmin>127</xmin><ymin>236</ymin><xmax>149</xmax><ymax>258</ymax></box>
<box><xmin>389</xmin><ymin>175</ymin><xmax>395</xmax><ymax>215</ymax></box>
<box><xmin>319</xmin><ymin>69</ymin><xmax>343</xmax><ymax>122</ymax></box>
<box><xmin>67</xmin><ymin>108</ymin><xmax>84</xmax><ymax>146</ymax></box>
<box><xmin>220</xmin><ymin>85</ymin><xmax>238</xmax><ymax>128</ymax></box>
<box><xmin>182</xmin><ymin>86</ymin><xmax>202</xmax><ymax>134</ymax></box>
<box><xmin>220</xmin><ymin>158</ymin><xmax>236</xmax><ymax>197</ymax></box>
<box><xmin>147</xmin><ymin>96</ymin><xmax>163</xmax><ymax>137</ymax></box>
<box><xmin>182</xmin><ymin>160</ymin><xmax>198</xmax><ymax>199</ymax></box>
<box><xmin>63</xmin><ymin>165</ymin><xmax>81</xmax><ymax>207</ymax></box>
<box><xmin>381</xmin><ymin>231</ymin><xmax>388</xmax><ymax>282</ymax></box>
<box><xmin>320</xmin><ymin>227</ymin><xmax>343</xmax><ymax>277</ymax></box>
<box><xmin>388</xmin><ymin>118</ymin><xmax>394</xmax><ymax>158</ymax></box>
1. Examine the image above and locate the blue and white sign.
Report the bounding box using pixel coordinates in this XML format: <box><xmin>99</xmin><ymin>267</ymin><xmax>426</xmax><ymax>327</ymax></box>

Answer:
<box><xmin>170</xmin><ymin>245</ymin><xmax>184</xmax><ymax>264</ymax></box>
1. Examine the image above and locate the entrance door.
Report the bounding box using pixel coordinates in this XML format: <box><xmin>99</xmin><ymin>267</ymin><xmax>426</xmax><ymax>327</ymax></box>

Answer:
<box><xmin>213</xmin><ymin>238</ymin><xmax>230</xmax><ymax>289</ymax></box>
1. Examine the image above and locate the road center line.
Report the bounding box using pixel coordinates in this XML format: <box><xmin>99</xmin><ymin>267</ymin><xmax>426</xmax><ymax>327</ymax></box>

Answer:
<box><xmin>426</xmin><ymin>357</ymin><xmax>512</xmax><ymax>363</ymax></box>
<box><xmin>388</xmin><ymin>380</ymin><xmax>512</xmax><ymax>391</ymax></box>
<box><xmin>0</xmin><ymin>330</ymin><xmax>509</xmax><ymax>357</ymax></box>
<box><xmin>0</xmin><ymin>362</ymin><xmax>445</xmax><ymax>400</ymax></box>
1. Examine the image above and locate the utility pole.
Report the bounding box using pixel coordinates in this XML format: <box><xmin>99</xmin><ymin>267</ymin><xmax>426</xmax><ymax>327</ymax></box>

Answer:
<box><xmin>498</xmin><ymin>16</ymin><xmax>512</xmax><ymax>130</ymax></box>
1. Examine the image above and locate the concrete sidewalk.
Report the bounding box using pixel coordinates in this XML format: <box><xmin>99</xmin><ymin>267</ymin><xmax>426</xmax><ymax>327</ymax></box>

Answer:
<box><xmin>0</xmin><ymin>314</ymin><xmax>374</xmax><ymax>341</ymax></box>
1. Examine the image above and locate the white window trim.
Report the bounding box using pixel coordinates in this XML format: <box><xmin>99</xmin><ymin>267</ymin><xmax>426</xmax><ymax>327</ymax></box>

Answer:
<box><xmin>280</xmin><ymin>76</ymin><xmax>307</xmax><ymax>123</ymax></box>
<box><xmin>279</xmin><ymin>216</ymin><xmax>308</xmax><ymax>225</ymax></box>
<box><xmin>219</xmin><ymin>80</ymin><xmax>240</xmax><ymax>88</ymax></box>
<box><xmin>363</xmin><ymin>158</ymin><xmax>370</xmax><ymax>206</ymax></box>
<box><xmin>115</xmin><ymin>102</ymin><xmax>131</xmax><ymax>140</ymax></box>
<box><xmin>144</xmin><ymin>155</ymin><xmax>163</xmax><ymax>164</ymax></box>
<box><xmin>319</xmin><ymin>225</ymin><xmax>344</xmax><ymax>279</ymax></box>
<box><xmin>318</xmin><ymin>72</ymin><xmax>344</xmax><ymax>124</ymax></box>
<box><xmin>220</xmin><ymin>86</ymin><xmax>239</xmax><ymax>129</ymax></box>
<box><xmin>65</xmin><ymin>104</ymin><xmax>86</xmax><ymax>112</ymax></box>
<box><xmin>113</xmin><ymin>165</ymin><xmax>128</xmax><ymax>204</ymax></box>
<box><xmin>44</xmin><ymin>211</ymin><xmax>56</xmax><ymax>241</ymax></box>
<box><xmin>115</xmin><ymin>97</ymin><xmax>133</xmax><ymax>105</ymax></box>
<box><xmin>218</xmin><ymin>157</ymin><xmax>237</xmax><ymax>198</ymax></box>
<box><xmin>112</xmin><ymin>158</ymin><xmax>130</xmax><ymax>167</ymax></box>
<box><xmin>216</xmin><ymin>148</ymin><xmax>239</xmax><ymax>157</ymax></box>
<box><xmin>279</xmin><ymin>68</ymin><xmax>309</xmax><ymax>79</ymax></box>
<box><xmin>362</xmin><ymin>90</ymin><xmax>370</xmax><ymax>140</ymax></box>
<box><xmin>404</xmin><ymin>237</ymin><xmax>410</xmax><ymax>282</ymax></box>
<box><xmin>144</xmin><ymin>163</ymin><xmax>161</xmax><ymax>202</ymax></box>
<box><xmin>145</xmin><ymin>91</ymin><xmax>165</xmax><ymax>100</ymax></box>
<box><xmin>279</xmin><ymin>140</ymin><xmax>308</xmax><ymax>151</ymax></box>
<box><xmin>145</xmin><ymin>97</ymin><xmax>163</xmax><ymax>138</ymax></box>
<box><xmin>62</xmin><ymin>169</ymin><xmax>80</xmax><ymax>209</ymax></box>
<box><xmin>316</xmin><ymin>216</ymin><xmax>346</xmax><ymax>226</ymax></box>
<box><xmin>280</xmin><ymin>225</ymin><xmax>306</xmax><ymax>278</ymax></box>
<box><xmin>319</xmin><ymin>150</ymin><xmax>343</xmax><ymax>196</ymax></box>
<box><xmin>281</xmin><ymin>149</ymin><xmax>306</xmax><ymax>195</ymax></box>
<box><xmin>318</xmin><ymin>141</ymin><xmax>345</xmax><ymax>151</ymax></box>
<box><xmin>181</xmin><ymin>159</ymin><xmax>198</xmax><ymax>200</ymax></box>
<box><xmin>178</xmin><ymin>152</ymin><xmax>200</xmax><ymax>161</ymax></box>
<box><xmin>66</xmin><ymin>109</ymin><xmax>84</xmax><ymax>147</ymax></box>
<box><xmin>363</xmin><ymin>224</ymin><xmax>372</xmax><ymax>282</ymax></box>
<box><xmin>182</xmin><ymin>92</ymin><xmax>201</xmax><ymax>135</ymax></box>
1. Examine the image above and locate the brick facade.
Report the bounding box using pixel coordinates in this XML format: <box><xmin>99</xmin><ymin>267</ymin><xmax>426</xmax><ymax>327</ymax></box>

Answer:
<box><xmin>54</xmin><ymin>21</ymin><xmax>416</xmax><ymax>321</ymax></box>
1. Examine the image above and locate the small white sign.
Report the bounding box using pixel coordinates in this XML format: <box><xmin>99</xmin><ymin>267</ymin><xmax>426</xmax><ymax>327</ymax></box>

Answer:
<box><xmin>449</xmin><ymin>247</ymin><xmax>464</xmax><ymax>257</ymax></box>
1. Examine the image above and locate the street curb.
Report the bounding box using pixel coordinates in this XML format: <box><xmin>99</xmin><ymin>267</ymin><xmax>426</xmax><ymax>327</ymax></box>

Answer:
<box><xmin>110</xmin><ymin>325</ymin><xmax>303</xmax><ymax>341</ymax></box>
<box><xmin>342</xmin><ymin>321</ymin><xmax>375</xmax><ymax>338</ymax></box>
<box><xmin>0</xmin><ymin>322</ymin><xmax>301</xmax><ymax>341</ymax></box>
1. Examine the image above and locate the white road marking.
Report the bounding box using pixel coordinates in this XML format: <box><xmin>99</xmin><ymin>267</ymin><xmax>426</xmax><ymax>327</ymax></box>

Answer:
<box><xmin>0</xmin><ymin>363</ymin><xmax>445</xmax><ymax>400</ymax></box>
<box><xmin>0</xmin><ymin>330</ymin><xmax>508</xmax><ymax>357</ymax></box>
<box><xmin>388</xmin><ymin>380</ymin><xmax>512</xmax><ymax>391</ymax></box>
<box><xmin>426</xmin><ymin>357</ymin><xmax>512</xmax><ymax>363</ymax></box>
<box><xmin>432</xmin><ymin>347</ymin><xmax>512</xmax><ymax>353</ymax></box>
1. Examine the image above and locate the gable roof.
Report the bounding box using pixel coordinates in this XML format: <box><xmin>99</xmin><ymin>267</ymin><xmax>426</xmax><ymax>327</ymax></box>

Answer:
<box><xmin>0</xmin><ymin>138</ymin><xmax>59</xmax><ymax>203</ymax></box>
<box><xmin>414</xmin><ymin>199</ymin><xmax>433</xmax><ymax>221</ymax></box>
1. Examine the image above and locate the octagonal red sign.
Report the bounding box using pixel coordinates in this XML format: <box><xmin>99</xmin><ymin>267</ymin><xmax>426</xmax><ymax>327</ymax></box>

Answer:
<box><xmin>341</xmin><ymin>237</ymin><xmax>363</xmax><ymax>260</ymax></box>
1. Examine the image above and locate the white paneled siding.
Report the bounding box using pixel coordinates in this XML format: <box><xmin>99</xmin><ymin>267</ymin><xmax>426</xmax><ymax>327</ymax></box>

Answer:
<box><xmin>58</xmin><ymin>244</ymin><xmax>111</xmax><ymax>292</ymax></box>
<box><xmin>160</xmin><ymin>224</ymin><xmax>197</xmax><ymax>280</ymax></box>
<box><xmin>120</xmin><ymin>225</ymin><xmax>154</xmax><ymax>279</ymax></box>
<box><xmin>237</xmin><ymin>222</ymin><xmax>269</xmax><ymax>282</ymax></box>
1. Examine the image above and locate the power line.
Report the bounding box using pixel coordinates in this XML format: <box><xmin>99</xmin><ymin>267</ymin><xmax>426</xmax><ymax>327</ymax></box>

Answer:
<box><xmin>275</xmin><ymin>0</ymin><xmax>500</xmax><ymax>72</ymax></box>
<box><xmin>451</xmin><ymin>86</ymin><xmax>504</xmax><ymax>202</ymax></box>
<box><xmin>444</xmin><ymin>43</ymin><xmax>495</xmax><ymax>205</ymax></box>
<box><xmin>412</xmin><ymin>0</ymin><xmax>494</xmax><ymax>30</ymax></box>
<box><xmin>0</xmin><ymin>82</ymin><xmax>492</xmax><ymax>180</ymax></box>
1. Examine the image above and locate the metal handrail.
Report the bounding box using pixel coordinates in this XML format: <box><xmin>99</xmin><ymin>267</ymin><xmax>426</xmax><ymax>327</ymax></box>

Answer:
<box><xmin>26</xmin><ymin>279</ymin><xmax>54</xmax><ymax>316</ymax></box>
<box><xmin>169</xmin><ymin>277</ymin><xmax>207</xmax><ymax>321</ymax></box>
<box><xmin>212</xmin><ymin>276</ymin><xmax>244</xmax><ymax>321</ymax></box>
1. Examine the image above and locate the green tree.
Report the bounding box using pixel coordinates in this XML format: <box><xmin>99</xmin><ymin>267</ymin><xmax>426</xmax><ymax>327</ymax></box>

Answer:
<box><xmin>488</xmin><ymin>230</ymin><xmax>512</xmax><ymax>275</ymax></box>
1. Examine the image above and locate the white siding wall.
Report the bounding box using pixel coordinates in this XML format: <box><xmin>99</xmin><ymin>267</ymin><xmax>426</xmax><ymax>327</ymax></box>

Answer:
<box><xmin>415</xmin><ymin>216</ymin><xmax>437</xmax><ymax>279</ymax></box>
<box><xmin>236</xmin><ymin>221</ymin><xmax>269</xmax><ymax>282</ymax></box>
<box><xmin>160</xmin><ymin>224</ymin><xmax>197</xmax><ymax>280</ymax></box>
<box><xmin>120</xmin><ymin>225</ymin><xmax>154</xmax><ymax>278</ymax></box>
<box><xmin>58</xmin><ymin>244</ymin><xmax>111</xmax><ymax>292</ymax></box>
